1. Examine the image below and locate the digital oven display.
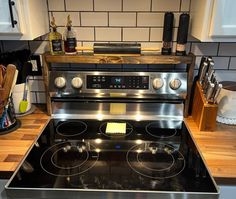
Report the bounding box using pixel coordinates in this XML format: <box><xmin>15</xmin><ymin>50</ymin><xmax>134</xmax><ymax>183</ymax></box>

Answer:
<box><xmin>111</xmin><ymin>77</ymin><xmax>123</xmax><ymax>85</ymax></box>
<box><xmin>87</xmin><ymin>75</ymin><xmax>149</xmax><ymax>89</ymax></box>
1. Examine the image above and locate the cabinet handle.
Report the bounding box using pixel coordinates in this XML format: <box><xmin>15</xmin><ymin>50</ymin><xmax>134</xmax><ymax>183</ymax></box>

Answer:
<box><xmin>8</xmin><ymin>0</ymin><xmax>17</xmax><ymax>28</ymax></box>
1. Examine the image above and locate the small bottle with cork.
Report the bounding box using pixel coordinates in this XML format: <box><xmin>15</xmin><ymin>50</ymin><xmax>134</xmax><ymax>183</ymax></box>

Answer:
<box><xmin>48</xmin><ymin>16</ymin><xmax>63</xmax><ymax>55</ymax></box>
<box><xmin>64</xmin><ymin>15</ymin><xmax>77</xmax><ymax>54</ymax></box>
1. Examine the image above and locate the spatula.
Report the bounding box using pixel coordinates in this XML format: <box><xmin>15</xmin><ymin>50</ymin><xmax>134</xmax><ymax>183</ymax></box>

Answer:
<box><xmin>19</xmin><ymin>76</ymin><xmax>29</xmax><ymax>113</ymax></box>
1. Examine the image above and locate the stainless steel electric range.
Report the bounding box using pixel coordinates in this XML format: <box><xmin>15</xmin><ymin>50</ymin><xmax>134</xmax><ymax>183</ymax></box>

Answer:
<box><xmin>5</xmin><ymin>70</ymin><xmax>219</xmax><ymax>199</ymax></box>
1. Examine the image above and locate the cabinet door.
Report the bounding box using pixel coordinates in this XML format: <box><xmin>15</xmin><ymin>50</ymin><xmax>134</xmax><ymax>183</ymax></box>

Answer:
<box><xmin>0</xmin><ymin>0</ymin><xmax>21</xmax><ymax>33</ymax></box>
<box><xmin>210</xmin><ymin>0</ymin><xmax>236</xmax><ymax>37</ymax></box>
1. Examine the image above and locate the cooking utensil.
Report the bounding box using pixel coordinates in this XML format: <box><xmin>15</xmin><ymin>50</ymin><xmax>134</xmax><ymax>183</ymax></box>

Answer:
<box><xmin>205</xmin><ymin>81</ymin><xmax>215</xmax><ymax>101</ymax></box>
<box><xmin>0</xmin><ymin>68</ymin><xmax>18</xmax><ymax>129</ymax></box>
<box><xmin>2</xmin><ymin>64</ymin><xmax>17</xmax><ymax>103</ymax></box>
<box><xmin>76</xmin><ymin>43</ymin><xmax>160</xmax><ymax>54</ymax></box>
<box><xmin>213</xmin><ymin>83</ymin><xmax>222</xmax><ymax>104</ymax></box>
<box><xmin>19</xmin><ymin>76</ymin><xmax>29</xmax><ymax>113</ymax></box>
<box><xmin>0</xmin><ymin>65</ymin><xmax>4</xmax><ymax>87</ymax></box>
<box><xmin>199</xmin><ymin>62</ymin><xmax>208</xmax><ymax>85</ymax></box>
<box><xmin>207</xmin><ymin>62</ymin><xmax>214</xmax><ymax>80</ymax></box>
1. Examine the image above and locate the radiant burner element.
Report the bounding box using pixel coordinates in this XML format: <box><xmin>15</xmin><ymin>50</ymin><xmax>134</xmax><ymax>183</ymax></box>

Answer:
<box><xmin>146</xmin><ymin>122</ymin><xmax>177</xmax><ymax>138</ymax></box>
<box><xmin>126</xmin><ymin>142</ymin><xmax>185</xmax><ymax>179</ymax></box>
<box><xmin>40</xmin><ymin>141</ymin><xmax>98</xmax><ymax>177</ymax></box>
<box><xmin>56</xmin><ymin>121</ymin><xmax>87</xmax><ymax>137</ymax></box>
<box><xmin>99</xmin><ymin>121</ymin><xmax>133</xmax><ymax>137</ymax></box>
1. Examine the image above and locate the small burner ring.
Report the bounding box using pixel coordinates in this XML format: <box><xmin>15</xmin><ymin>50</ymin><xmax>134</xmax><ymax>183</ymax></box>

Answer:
<box><xmin>56</xmin><ymin>121</ymin><xmax>87</xmax><ymax>137</ymax></box>
<box><xmin>145</xmin><ymin>122</ymin><xmax>177</xmax><ymax>138</ymax></box>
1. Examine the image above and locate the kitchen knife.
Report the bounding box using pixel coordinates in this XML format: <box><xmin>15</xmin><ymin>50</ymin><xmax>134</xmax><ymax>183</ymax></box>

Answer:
<box><xmin>205</xmin><ymin>81</ymin><xmax>215</xmax><ymax>101</ymax></box>
<box><xmin>199</xmin><ymin>62</ymin><xmax>208</xmax><ymax>85</ymax></box>
<box><xmin>202</xmin><ymin>75</ymin><xmax>209</xmax><ymax>93</ymax></box>
<box><xmin>210</xmin><ymin>74</ymin><xmax>216</xmax><ymax>84</ymax></box>
<box><xmin>213</xmin><ymin>83</ymin><xmax>222</xmax><ymax>104</ymax></box>
<box><xmin>207</xmin><ymin>56</ymin><xmax>213</xmax><ymax>62</ymax></box>
<box><xmin>197</xmin><ymin>56</ymin><xmax>207</xmax><ymax>77</ymax></box>
<box><xmin>207</xmin><ymin>61</ymin><xmax>214</xmax><ymax>80</ymax></box>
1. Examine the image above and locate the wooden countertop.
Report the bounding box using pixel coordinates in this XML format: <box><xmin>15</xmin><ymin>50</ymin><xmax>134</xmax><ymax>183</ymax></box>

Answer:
<box><xmin>0</xmin><ymin>106</ymin><xmax>49</xmax><ymax>178</ymax></box>
<box><xmin>0</xmin><ymin>107</ymin><xmax>235</xmax><ymax>184</ymax></box>
<box><xmin>185</xmin><ymin>117</ymin><xmax>236</xmax><ymax>184</ymax></box>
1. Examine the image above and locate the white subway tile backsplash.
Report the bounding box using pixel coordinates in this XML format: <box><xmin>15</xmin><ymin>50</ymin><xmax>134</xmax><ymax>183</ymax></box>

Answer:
<box><xmin>212</xmin><ymin>57</ymin><xmax>230</xmax><ymax>70</ymax></box>
<box><xmin>30</xmin><ymin>92</ymin><xmax>37</xmax><ymax>104</ymax></box>
<box><xmin>123</xmin><ymin>0</ymin><xmax>151</xmax><ymax>11</ymax></box>
<box><xmin>215</xmin><ymin>70</ymin><xmax>236</xmax><ymax>82</ymax></box>
<box><xmin>218</xmin><ymin>43</ymin><xmax>236</xmax><ymax>56</ymax></box>
<box><xmin>94</xmin><ymin>0</ymin><xmax>122</xmax><ymax>11</ymax></box>
<box><xmin>29</xmin><ymin>41</ymin><xmax>49</xmax><ymax>55</ymax></box>
<box><xmin>152</xmin><ymin>0</ymin><xmax>180</xmax><ymax>11</ymax></box>
<box><xmin>150</xmin><ymin>28</ymin><xmax>163</xmax><ymax>41</ymax></box>
<box><xmin>141</xmin><ymin>42</ymin><xmax>162</xmax><ymax>49</ymax></box>
<box><xmin>51</xmin><ymin>12</ymin><xmax>80</xmax><ymax>26</ymax></box>
<box><xmin>29</xmin><ymin>80</ymin><xmax>45</xmax><ymax>92</ymax></box>
<box><xmin>75</xmin><ymin>27</ymin><xmax>94</xmax><ymax>41</ymax></box>
<box><xmin>109</xmin><ymin>13</ymin><xmax>136</xmax><ymax>27</ymax></box>
<box><xmin>137</xmin><ymin>13</ymin><xmax>163</xmax><ymax>27</ymax></box>
<box><xmin>229</xmin><ymin>57</ymin><xmax>236</xmax><ymax>69</ymax></box>
<box><xmin>96</xmin><ymin>28</ymin><xmax>121</xmax><ymax>41</ymax></box>
<box><xmin>36</xmin><ymin>92</ymin><xmax>46</xmax><ymax>104</ymax></box>
<box><xmin>81</xmin><ymin>12</ymin><xmax>108</xmax><ymax>26</ymax></box>
<box><xmin>65</xmin><ymin>0</ymin><xmax>93</xmax><ymax>11</ymax></box>
<box><xmin>181</xmin><ymin>0</ymin><xmax>190</xmax><ymax>11</ymax></box>
<box><xmin>2</xmin><ymin>41</ymin><xmax>29</xmax><ymax>52</ymax></box>
<box><xmin>3</xmin><ymin>0</ymin><xmax>236</xmax><ymax>105</ymax></box>
<box><xmin>123</xmin><ymin>28</ymin><xmax>149</xmax><ymax>41</ymax></box>
<box><xmin>191</xmin><ymin>43</ymin><xmax>218</xmax><ymax>56</ymax></box>
<box><xmin>48</xmin><ymin>0</ymin><xmax>65</xmax><ymax>11</ymax></box>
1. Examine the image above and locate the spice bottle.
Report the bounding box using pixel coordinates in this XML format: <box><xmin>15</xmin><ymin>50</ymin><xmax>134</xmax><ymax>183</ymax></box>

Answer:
<box><xmin>48</xmin><ymin>17</ymin><xmax>63</xmax><ymax>55</ymax></box>
<box><xmin>64</xmin><ymin>15</ymin><xmax>77</xmax><ymax>54</ymax></box>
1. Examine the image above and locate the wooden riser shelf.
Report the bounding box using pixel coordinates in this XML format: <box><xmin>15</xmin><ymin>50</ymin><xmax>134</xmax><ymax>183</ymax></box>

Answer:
<box><xmin>44</xmin><ymin>52</ymin><xmax>194</xmax><ymax>65</ymax></box>
<box><xmin>43</xmin><ymin>52</ymin><xmax>196</xmax><ymax>117</ymax></box>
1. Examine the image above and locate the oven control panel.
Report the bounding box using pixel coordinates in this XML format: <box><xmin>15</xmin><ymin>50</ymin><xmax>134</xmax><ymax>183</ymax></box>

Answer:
<box><xmin>49</xmin><ymin>71</ymin><xmax>187</xmax><ymax>98</ymax></box>
<box><xmin>87</xmin><ymin>75</ymin><xmax>149</xmax><ymax>89</ymax></box>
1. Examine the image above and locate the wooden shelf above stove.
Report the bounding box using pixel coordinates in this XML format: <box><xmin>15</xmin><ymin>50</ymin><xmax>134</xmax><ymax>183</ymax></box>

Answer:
<box><xmin>43</xmin><ymin>52</ymin><xmax>194</xmax><ymax>65</ymax></box>
<box><xmin>43</xmin><ymin>52</ymin><xmax>196</xmax><ymax>117</ymax></box>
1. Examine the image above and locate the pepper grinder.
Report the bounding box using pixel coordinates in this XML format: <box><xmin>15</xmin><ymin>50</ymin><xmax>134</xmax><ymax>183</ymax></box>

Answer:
<box><xmin>161</xmin><ymin>12</ymin><xmax>174</xmax><ymax>55</ymax></box>
<box><xmin>176</xmin><ymin>13</ymin><xmax>190</xmax><ymax>56</ymax></box>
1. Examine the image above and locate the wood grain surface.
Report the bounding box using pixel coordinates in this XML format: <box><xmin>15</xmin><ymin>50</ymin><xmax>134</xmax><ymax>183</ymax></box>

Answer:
<box><xmin>0</xmin><ymin>105</ymin><xmax>49</xmax><ymax>175</ymax></box>
<box><xmin>185</xmin><ymin>117</ymin><xmax>236</xmax><ymax>184</ymax></box>
<box><xmin>44</xmin><ymin>52</ymin><xmax>193</xmax><ymax>64</ymax></box>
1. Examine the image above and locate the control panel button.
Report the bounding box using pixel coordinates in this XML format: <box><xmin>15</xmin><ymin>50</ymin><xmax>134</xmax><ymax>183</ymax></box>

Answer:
<box><xmin>54</xmin><ymin>77</ymin><xmax>66</xmax><ymax>89</ymax></box>
<box><xmin>71</xmin><ymin>77</ymin><xmax>83</xmax><ymax>89</ymax></box>
<box><xmin>169</xmin><ymin>79</ymin><xmax>182</xmax><ymax>90</ymax></box>
<box><xmin>152</xmin><ymin>78</ymin><xmax>164</xmax><ymax>90</ymax></box>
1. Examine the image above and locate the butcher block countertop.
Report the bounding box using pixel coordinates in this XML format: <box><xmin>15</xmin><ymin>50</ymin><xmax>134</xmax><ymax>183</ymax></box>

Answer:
<box><xmin>185</xmin><ymin>117</ymin><xmax>236</xmax><ymax>184</ymax></box>
<box><xmin>0</xmin><ymin>106</ymin><xmax>49</xmax><ymax>178</ymax></box>
<box><xmin>0</xmin><ymin>106</ymin><xmax>235</xmax><ymax>184</ymax></box>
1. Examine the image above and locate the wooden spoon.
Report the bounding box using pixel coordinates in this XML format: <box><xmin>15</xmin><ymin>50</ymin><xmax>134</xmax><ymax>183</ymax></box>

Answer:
<box><xmin>2</xmin><ymin>64</ymin><xmax>16</xmax><ymax>105</ymax></box>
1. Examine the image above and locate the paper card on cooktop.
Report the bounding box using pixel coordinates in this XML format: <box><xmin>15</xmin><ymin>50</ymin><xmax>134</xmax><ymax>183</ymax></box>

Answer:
<box><xmin>105</xmin><ymin>122</ymin><xmax>126</xmax><ymax>134</ymax></box>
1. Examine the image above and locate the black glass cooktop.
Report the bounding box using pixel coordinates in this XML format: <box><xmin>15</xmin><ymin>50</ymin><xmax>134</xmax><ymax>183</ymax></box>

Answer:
<box><xmin>6</xmin><ymin>119</ymin><xmax>218</xmax><ymax>194</ymax></box>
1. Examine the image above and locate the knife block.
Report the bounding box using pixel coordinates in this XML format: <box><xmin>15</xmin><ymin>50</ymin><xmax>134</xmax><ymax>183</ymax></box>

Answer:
<box><xmin>192</xmin><ymin>81</ymin><xmax>218</xmax><ymax>131</ymax></box>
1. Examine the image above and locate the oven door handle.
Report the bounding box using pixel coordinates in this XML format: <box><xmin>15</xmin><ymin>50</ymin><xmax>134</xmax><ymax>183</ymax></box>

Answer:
<box><xmin>51</xmin><ymin>97</ymin><xmax>184</xmax><ymax>104</ymax></box>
